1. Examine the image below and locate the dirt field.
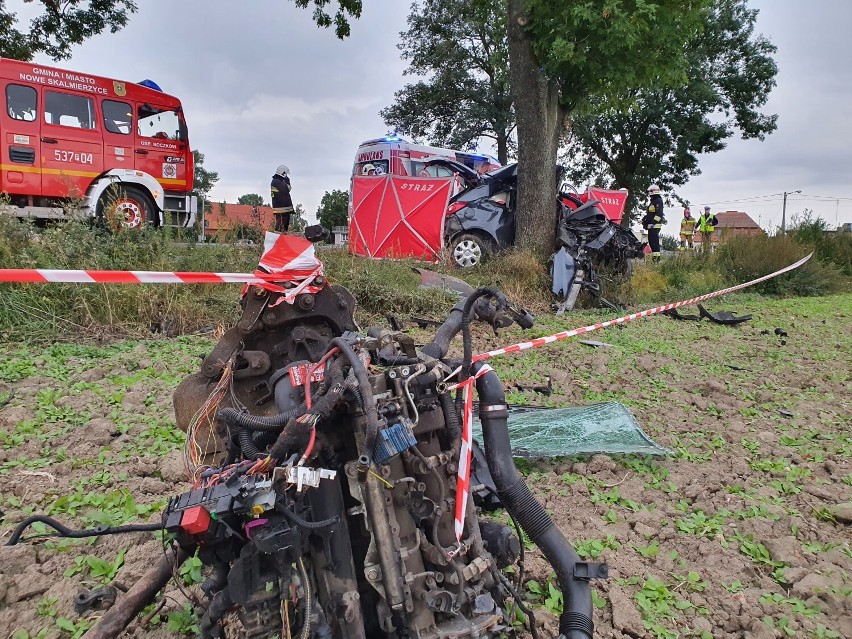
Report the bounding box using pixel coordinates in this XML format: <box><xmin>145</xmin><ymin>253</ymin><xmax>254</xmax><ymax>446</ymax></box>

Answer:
<box><xmin>1</xmin><ymin>292</ymin><xmax>849</xmax><ymax>639</ymax></box>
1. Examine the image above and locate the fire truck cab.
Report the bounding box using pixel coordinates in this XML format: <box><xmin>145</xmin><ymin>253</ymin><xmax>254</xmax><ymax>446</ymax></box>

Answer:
<box><xmin>1</xmin><ymin>58</ymin><xmax>196</xmax><ymax>228</ymax></box>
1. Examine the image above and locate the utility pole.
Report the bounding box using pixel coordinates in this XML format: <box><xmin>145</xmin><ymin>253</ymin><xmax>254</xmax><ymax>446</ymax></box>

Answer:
<box><xmin>781</xmin><ymin>190</ymin><xmax>801</xmax><ymax>234</ymax></box>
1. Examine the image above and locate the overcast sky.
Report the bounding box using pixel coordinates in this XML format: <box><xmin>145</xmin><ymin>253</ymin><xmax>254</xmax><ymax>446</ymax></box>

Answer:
<box><xmin>26</xmin><ymin>0</ymin><xmax>852</xmax><ymax>234</ymax></box>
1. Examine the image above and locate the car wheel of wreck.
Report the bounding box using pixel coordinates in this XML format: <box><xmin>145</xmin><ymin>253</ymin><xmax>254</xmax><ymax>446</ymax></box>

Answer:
<box><xmin>450</xmin><ymin>233</ymin><xmax>491</xmax><ymax>268</ymax></box>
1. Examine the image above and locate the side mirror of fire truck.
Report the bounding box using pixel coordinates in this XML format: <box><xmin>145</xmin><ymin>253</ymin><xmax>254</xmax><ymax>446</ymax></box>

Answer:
<box><xmin>177</xmin><ymin>109</ymin><xmax>188</xmax><ymax>143</ymax></box>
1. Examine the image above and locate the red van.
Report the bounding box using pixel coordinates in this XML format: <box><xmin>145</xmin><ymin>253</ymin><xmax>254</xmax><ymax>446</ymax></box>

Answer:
<box><xmin>1</xmin><ymin>57</ymin><xmax>195</xmax><ymax>228</ymax></box>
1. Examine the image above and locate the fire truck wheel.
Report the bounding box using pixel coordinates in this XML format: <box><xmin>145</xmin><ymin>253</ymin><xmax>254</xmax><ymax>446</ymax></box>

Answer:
<box><xmin>97</xmin><ymin>185</ymin><xmax>157</xmax><ymax>230</ymax></box>
<box><xmin>450</xmin><ymin>233</ymin><xmax>493</xmax><ymax>269</ymax></box>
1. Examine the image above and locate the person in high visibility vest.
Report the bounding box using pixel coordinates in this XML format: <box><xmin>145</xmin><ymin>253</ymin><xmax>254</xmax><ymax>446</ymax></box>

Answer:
<box><xmin>696</xmin><ymin>205</ymin><xmax>719</xmax><ymax>252</ymax></box>
<box><xmin>641</xmin><ymin>184</ymin><xmax>666</xmax><ymax>261</ymax></box>
<box><xmin>679</xmin><ymin>207</ymin><xmax>697</xmax><ymax>251</ymax></box>
<box><xmin>271</xmin><ymin>164</ymin><xmax>295</xmax><ymax>233</ymax></box>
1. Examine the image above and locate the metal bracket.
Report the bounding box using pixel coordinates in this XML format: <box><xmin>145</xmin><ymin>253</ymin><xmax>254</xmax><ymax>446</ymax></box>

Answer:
<box><xmin>274</xmin><ymin>465</ymin><xmax>337</xmax><ymax>492</ymax></box>
<box><xmin>574</xmin><ymin>561</ymin><xmax>609</xmax><ymax>580</ymax></box>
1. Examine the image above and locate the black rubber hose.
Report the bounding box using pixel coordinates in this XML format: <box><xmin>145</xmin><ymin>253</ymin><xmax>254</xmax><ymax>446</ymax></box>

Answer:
<box><xmin>438</xmin><ymin>392</ymin><xmax>461</xmax><ymax>441</ymax></box>
<box><xmin>201</xmin><ymin>562</ymin><xmax>229</xmax><ymax>598</ymax></box>
<box><xmin>199</xmin><ymin>586</ymin><xmax>233</xmax><ymax>639</ymax></box>
<box><xmin>474</xmin><ymin>364</ymin><xmax>594</xmax><ymax>639</ymax></box>
<box><xmin>329</xmin><ymin>337</ymin><xmax>380</xmax><ymax>462</ymax></box>
<box><xmin>5</xmin><ymin>515</ymin><xmax>162</xmax><ymax>546</ymax></box>
<box><xmin>237</xmin><ymin>427</ymin><xmax>262</xmax><ymax>458</ymax></box>
<box><xmin>219</xmin><ymin>404</ymin><xmax>307</xmax><ymax>431</ymax></box>
<box><xmin>281</xmin><ymin>508</ymin><xmax>340</xmax><ymax>530</ymax></box>
<box><xmin>461</xmin><ymin>288</ymin><xmax>505</xmax><ymax>380</ymax></box>
<box><xmin>380</xmin><ymin>355</ymin><xmax>421</xmax><ymax>366</ymax></box>
<box><xmin>420</xmin><ymin>298</ymin><xmax>467</xmax><ymax>359</ymax></box>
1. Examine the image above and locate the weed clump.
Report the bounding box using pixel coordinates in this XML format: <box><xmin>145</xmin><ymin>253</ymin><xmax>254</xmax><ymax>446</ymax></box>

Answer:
<box><xmin>716</xmin><ymin>234</ymin><xmax>844</xmax><ymax>296</ymax></box>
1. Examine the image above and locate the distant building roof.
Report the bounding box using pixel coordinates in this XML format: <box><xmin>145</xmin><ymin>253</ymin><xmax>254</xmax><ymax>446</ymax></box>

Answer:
<box><xmin>715</xmin><ymin>210</ymin><xmax>761</xmax><ymax>229</ymax></box>
<box><xmin>205</xmin><ymin>203</ymin><xmax>274</xmax><ymax>233</ymax></box>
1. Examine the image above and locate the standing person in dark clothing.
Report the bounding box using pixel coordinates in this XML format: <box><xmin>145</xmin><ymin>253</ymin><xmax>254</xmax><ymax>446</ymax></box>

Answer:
<box><xmin>641</xmin><ymin>184</ymin><xmax>666</xmax><ymax>262</ymax></box>
<box><xmin>271</xmin><ymin>165</ymin><xmax>294</xmax><ymax>233</ymax></box>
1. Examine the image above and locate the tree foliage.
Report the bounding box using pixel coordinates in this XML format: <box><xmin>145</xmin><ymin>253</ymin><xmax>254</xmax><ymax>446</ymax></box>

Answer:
<box><xmin>192</xmin><ymin>151</ymin><xmax>219</xmax><ymax>213</ymax></box>
<box><xmin>562</xmin><ymin>0</ymin><xmax>777</xmax><ymax>223</ymax></box>
<box><xmin>291</xmin><ymin>203</ymin><xmax>308</xmax><ymax>233</ymax></box>
<box><xmin>508</xmin><ymin>0</ymin><xmax>710</xmax><ymax>255</ymax></box>
<box><xmin>380</xmin><ymin>0</ymin><xmax>514</xmax><ymax>164</ymax></box>
<box><xmin>0</xmin><ymin>0</ymin><xmax>137</xmax><ymax>61</ymax></box>
<box><xmin>292</xmin><ymin>0</ymin><xmax>362</xmax><ymax>39</ymax></box>
<box><xmin>237</xmin><ymin>193</ymin><xmax>266</xmax><ymax>206</ymax></box>
<box><xmin>316</xmin><ymin>189</ymin><xmax>349</xmax><ymax>232</ymax></box>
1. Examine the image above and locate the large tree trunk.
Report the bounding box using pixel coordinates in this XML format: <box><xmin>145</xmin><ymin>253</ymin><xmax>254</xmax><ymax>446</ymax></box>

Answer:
<box><xmin>496</xmin><ymin>131</ymin><xmax>508</xmax><ymax>166</ymax></box>
<box><xmin>507</xmin><ymin>0</ymin><xmax>565</xmax><ymax>258</ymax></box>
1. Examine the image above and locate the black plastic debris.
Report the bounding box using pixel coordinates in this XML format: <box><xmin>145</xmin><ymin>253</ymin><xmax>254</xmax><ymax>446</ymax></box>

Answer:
<box><xmin>697</xmin><ymin>304</ymin><xmax>752</xmax><ymax>325</ymax></box>
<box><xmin>579</xmin><ymin>339</ymin><xmax>615</xmax><ymax>348</ymax></box>
<box><xmin>779</xmin><ymin>408</ymin><xmax>794</xmax><ymax>418</ymax></box>
<box><xmin>410</xmin><ymin>316</ymin><xmax>442</xmax><ymax>329</ymax></box>
<box><xmin>663</xmin><ymin>308</ymin><xmax>701</xmax><ymax>321</ymax></box>
<box><xmin>74</xmin><ymin>586</ymin><xmax>117</xmax><ymax>614</ymax></box>
<box><xmin>514</xmin><ymin>377</ymin><xmax>553</xmax><ymax>395</ymax></box>
<box><xmin>774</xmin><ymin>327</ymin><xmax>788</xmax><ymax>337</ymax></box>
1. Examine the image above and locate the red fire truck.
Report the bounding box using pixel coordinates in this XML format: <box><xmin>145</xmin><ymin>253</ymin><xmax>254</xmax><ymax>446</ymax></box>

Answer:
<box><xmin>0</xmin><ymin>57</ymin><xmax>195</xmax><ymax>228</ymax></box>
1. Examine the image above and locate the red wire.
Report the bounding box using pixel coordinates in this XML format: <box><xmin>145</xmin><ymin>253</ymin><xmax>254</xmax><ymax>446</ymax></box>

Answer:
<box><xmin>304</xmin><ymin>347</ymin><xmax>340</xmax><ymax>409</ymax></box>
<box><xmin>299</xmin><ymin>425</ymin><xmax>317</xmax><ymax>467</ymax></box>
<box><xmin>298</xmin><ymin>347</ymin><xmax>340</xmax><ymax>464</ymax></box>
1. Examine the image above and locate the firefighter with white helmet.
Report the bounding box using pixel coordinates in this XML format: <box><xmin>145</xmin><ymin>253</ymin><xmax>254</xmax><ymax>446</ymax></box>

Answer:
<box><xmin>361</xmin><ymin>163</ymin><xmax>377</xmax><ymax>176</ymax></box>
<box><xmin>641</xmin><ymin>184</ymin><xmax>666</xmax><ymax>261</ymax></box>
<box><xmin>271</xmin><ymin>165</ymin><xmax>294</xmax><ymax>233</ymax></box>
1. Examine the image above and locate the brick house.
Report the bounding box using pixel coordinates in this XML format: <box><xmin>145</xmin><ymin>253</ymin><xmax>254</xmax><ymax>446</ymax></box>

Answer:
<box><xmin>695</xmin><ymin>210</ymin><xmax>763</xmax><ymax>246</ymax></box>
<box><xmin>203</xmin><ymin>203</ymin><xmax>275</xmax><ymax>240</ymax></box>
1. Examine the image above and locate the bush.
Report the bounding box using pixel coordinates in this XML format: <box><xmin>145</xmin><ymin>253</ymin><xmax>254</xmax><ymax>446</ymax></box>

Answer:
<box><xmin>0</xmin><ymin>218</ymin><xmax>258</xmax><ymax>339</ymax></box>
<box><xmin>322</xmin><ymin>250</ymin><xmax>456</xmax><ymax>318</ymax></box>
<box><xmin>716</xmin><ymin>234</ymin><xmax>844</xmax><ymax>296</ymax></box>
<box><xmin>787</xmin><ymin>214</ymin><xmax>852</xmax><ymax>276</ymax></box>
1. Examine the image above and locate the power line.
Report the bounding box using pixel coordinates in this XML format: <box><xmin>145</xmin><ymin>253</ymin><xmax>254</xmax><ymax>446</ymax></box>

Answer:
<box><xmin>796</xmin><ymin>193</ymin><xmax>852</xmax><ymax>202</ymax></box>
<box><xmin>702</xmin><ymin>192</ymin><xmax>785</xmax><ymax>206</ymax></box>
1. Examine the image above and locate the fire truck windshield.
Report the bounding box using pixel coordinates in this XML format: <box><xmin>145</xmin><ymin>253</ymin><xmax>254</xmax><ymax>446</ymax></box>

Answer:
<box><xmin>138</xmin><ymin>104</ymin><xmax>181</xmax><ymax>140</ymax></box>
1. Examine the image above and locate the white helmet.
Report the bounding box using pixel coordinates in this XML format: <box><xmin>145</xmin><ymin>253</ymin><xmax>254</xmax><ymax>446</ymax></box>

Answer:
<box><xmin>647</xmin><ymin>184</ymin><xmax>661</xmax><ymax>195</ymax></box>
<box><xmin>276</xmin><ymin>164</ymin><xmax>290</xmax><ymax>176</ymax></box>
<box><xmin>362</xmin><ymin>163</ymin><xmax>376</xmax><ymax>175</ymax></box>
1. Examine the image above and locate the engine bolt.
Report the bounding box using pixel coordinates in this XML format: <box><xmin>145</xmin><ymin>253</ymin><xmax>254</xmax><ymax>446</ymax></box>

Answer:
<box><xmin>366</xmin><ymin>568</ymin><xmax>379</xmax><ymax>581</ymax></box>
<box><xmin>401</xmin><ymin>367</ymin><xmax>410</xmax><ymax>376</ymax></box>
<box><xmin>446</xmin><ymin>462</ymin><xmax>457</xmax><ymax>474</ymax></box>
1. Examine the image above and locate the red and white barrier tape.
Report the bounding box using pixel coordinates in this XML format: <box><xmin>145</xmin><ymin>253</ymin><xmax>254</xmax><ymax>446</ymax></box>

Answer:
<box><xmin>0</xmin><ymin>267</ymin><xmax>323</xmax><ymax>305</ymax></box>
<box><xmin>474</xmin><ymin>252</ymin><xmax>813</xmax><ymax>362</ymax></box>
<box><xmin>0</xmin><ymin>268</ymin><xmax>266</xmax><ymax>285</ymax></box>
<box><xmin>447</xmin><ymin>363</ymin><xmax>493</xmax><ymax>551</ymax></box>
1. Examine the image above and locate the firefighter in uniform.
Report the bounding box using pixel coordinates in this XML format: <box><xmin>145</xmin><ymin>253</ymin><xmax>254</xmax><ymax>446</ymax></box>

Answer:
<box><xmin>641</xmin><ymin>184</ymin><xmax>666</xmax><ymax>262</ymax></box>
<box><xmin>696</xmin><ymin>205</ymin><xmax>719</xmax><ymax>253</ymax></box>
<box><xmin>679</xmin><ymin>207</ymin><xmax>697</xmax><ymax>251</ymax></box>
<box><xmin>271</xmin><ymin>165</ymin><xmax>294</xmax><ymax>233</ymax></box>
